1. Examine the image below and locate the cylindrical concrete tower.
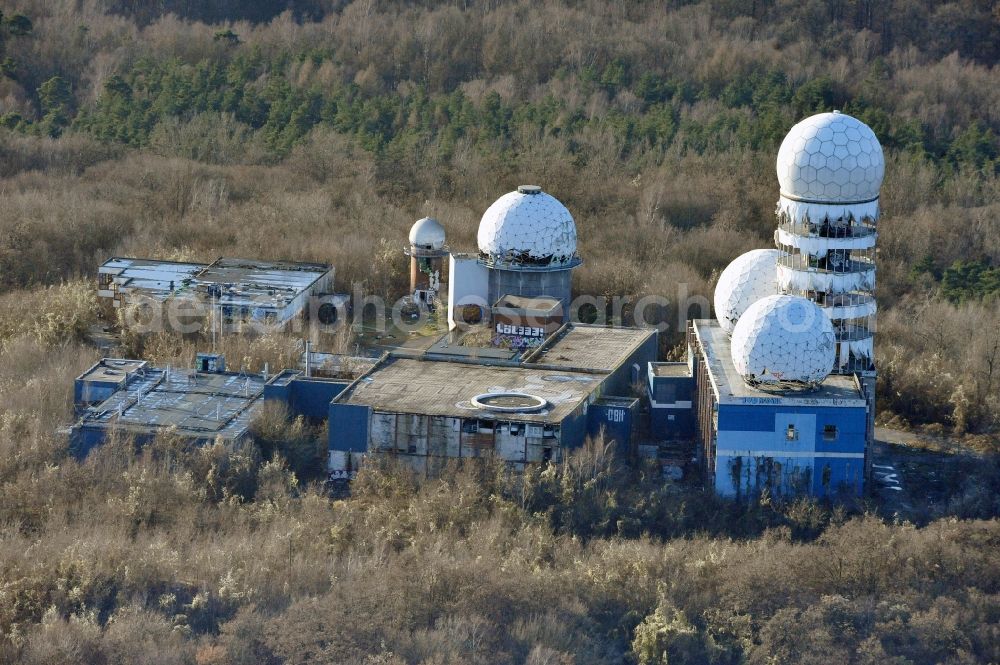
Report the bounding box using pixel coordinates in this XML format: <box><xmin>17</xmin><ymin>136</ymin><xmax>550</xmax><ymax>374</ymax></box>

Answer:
<box><xmin>477</xmin><ymin>185</ymin><xmax>581</xmax><ymax>313</ymax></box>
<box><xmin>774</xmin><ymin>111</ymin><xmax>884</xmax><ymax>374</ymax></box>
<box><xmin>405</xmin><ymin>217</ymin><xmax>448</xmax><ymax>303</ymax></box>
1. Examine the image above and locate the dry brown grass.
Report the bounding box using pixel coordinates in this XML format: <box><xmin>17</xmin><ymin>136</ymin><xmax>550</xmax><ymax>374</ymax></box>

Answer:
<box><xmin>0</xmin><ymin>2</ymin><xmax>999</xmax><ymax>661</ymax></box>
<box><xmin>2</xmin><ymin>120</ymin><xmax>998</xmax><ymax>432</ymax></box>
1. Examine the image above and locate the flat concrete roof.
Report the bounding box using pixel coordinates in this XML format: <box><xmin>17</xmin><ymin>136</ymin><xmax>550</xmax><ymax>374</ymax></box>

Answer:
<box><xmin>301</xmin><ymin>352</ymin><xmax>378</xmax><ymax>377</ymax></box>
<box><xmin>424</xmin><ymin>332</ymin><xmax>520</xmax><ymax>361</ymax></box>
<box><xmin>99</xmin><ymin>258</ymin><xmax>205</xmax><ymax>300</ymax></box>
<box><xmin>524</xmin><ymin>324</ymin><xmax>656</xmax><ymax>372</ymax></box>
<box><xmin>691</xmin><ymin>319</ymin><xmax>865</xmax><ymax>407</ymax></box>
<box><xmin>191</xmin><ymin>257</ymin><xmax>331</xmax><ymax>310</ymax></box>
<box><xmin>650</xmin><ymin>362</ymin><xmax>691</xmax><ymax>378</ymax></box>
<box><xmin>79</xmin><ymin>368</ymin><xmax>265</xmax><ymax>440</ymax></box>
<box><xmin>493</xmin><ymin>294</ymin><xmax>563</xmax><ymax>315</ymax></box>
<box><xmin>594</xmin><ymin>396</ymin><xmax>639</xmax><ymax>407</ymax></box>
<box><xmin>77</xmin><ymin>359</ymin><xmax>149</xmax><ymax>383</ymax></box>
<box><xmin>98</xmin><ymin>256</ymin><xmax>331</xmax><ymax>311</ymax></box>
<box><xmin>336</xmin><ymin>356</ymin><xmax>603</xmax><ymax>423</ymax></box>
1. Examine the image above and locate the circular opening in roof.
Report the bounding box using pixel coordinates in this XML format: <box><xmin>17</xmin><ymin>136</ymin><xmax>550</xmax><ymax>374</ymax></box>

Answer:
<box><xmin>517</xmin><ymin>184</ymin><xmax>542</xmax><ymax>195</ymax></box>
<box><xmin>471</xmin><ymin>392</ymin><xmax>548</xmax><ymax>413</ymax></box>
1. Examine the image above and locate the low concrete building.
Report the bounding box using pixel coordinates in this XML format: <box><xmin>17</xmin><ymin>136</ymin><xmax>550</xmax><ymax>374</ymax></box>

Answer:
<box><xmin>327</xmin><ymin>324</ymin><xmax>658</xmax><ymax>476</ymax></box>
<box><xmin>71</xmin><ymin>361</ymin><xmax>267</xmax><ymax>456</ymax></box>
<box><xmin>71</xmin><ymin>356</ymin><xmax>349</xmax><ymax>457</ymax></box>
<box><xmin>70</xmin><ymin>324</ymin><xmax>661</xmax><ymax>481</ymax></box>
<box><xmin>75</xmin><ymin>359</ymin><xmax>150</xmax><ymax>410</ymax></box>
<box><xmin>98</xmin><ymin>256</ymin><xmax>334</xmax><ymax>330</ymax></box>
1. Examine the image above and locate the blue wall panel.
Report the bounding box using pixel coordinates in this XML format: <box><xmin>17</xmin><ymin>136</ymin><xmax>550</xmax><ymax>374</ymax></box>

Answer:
<box><xmin>561</xmin><ymin>406</ymin><xmax>589</xmax><ymax>449</ymax></box>
<box><xmin>263</xmin><ymin>382</ymin><xmax>291</xmax><ymax>405</ymax></box>
<box><xmin>587</xmin><ymin>399</ymin><xmax>637</xmax><ymax>447</ymax></box>
<box><xmin>650</xmin><ymin>406</ymin><xmax>696</xmax><ymax>439</ymax></box>
<box><xmin>646</xmin><ymin>366</ymin><xmax>696</xmax><ymax>440</ymax></box>
<box><xmin>649</xmin><ymin>374</ymin><xmax>693</xmax><ymax>404</ymax></box>
<box><xmin>811</xmin><ymin>456</ymin><xmax>865</xmax><ymax>497</ymax></box>
<box><xmin>718</xmin><ymin>407</ymin><xmax>778</xmax><ymax>432</ymax></box>
<box><xmin>289</xmin><ymin>378</ymin><xmax>349</xmax><ymax>421</ymax></box>
<box><xmin>71</xmin><ymin>427</ymin><xmax>163</xmax><ymax>458</ymax></box>
<box><xmin>70</xmin><ymin>426</ymin><xmax>106</xmax><ymax>458</ymax></box>
<box><xmin>328</xmin><ymin>403</ymin><xmax>371</xmax><ymax>452</ymax></box>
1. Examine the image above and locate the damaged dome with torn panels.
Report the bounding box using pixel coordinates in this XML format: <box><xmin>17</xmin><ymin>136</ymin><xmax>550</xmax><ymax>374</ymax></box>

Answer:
<box><xmin>477</xmin><ymin>186</ymin><xmax>580</xmax><ymax>269</ymax></box>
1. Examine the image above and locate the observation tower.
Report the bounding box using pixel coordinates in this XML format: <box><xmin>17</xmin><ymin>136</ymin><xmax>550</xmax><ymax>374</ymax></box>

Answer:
<box><xmin>774</xmin><ymin>111</ymin><xmax>884</xmax><ymax>374</ymax></box>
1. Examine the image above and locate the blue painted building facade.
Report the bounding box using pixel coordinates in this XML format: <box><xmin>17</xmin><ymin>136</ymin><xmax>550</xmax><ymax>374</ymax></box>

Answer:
<box><xmin>714</xmin><ymin>401</ymin><xmax>866</xmax><ymax>498</ymax></box>
<box><xmin>647</xmin><ymin>362</ymin><xmax>696</xmax><ymax>440</ymax></box>
<box><xmin>587</xmin><ymin>396</ymin><xmax>639</xmax><ymax>449</ymax></box>
<box><xmin>686</xmin><ymin>320</ymin><xmax>869</xmax><ymax>500</ymax></box>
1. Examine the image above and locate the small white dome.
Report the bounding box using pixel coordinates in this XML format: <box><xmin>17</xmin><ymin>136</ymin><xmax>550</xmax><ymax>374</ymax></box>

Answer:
<box><xmin>477</xmin><ymin>186</ymin><xmax>578</xmax><ymax>268</ymax></box>
<box><xmin>409</xmin><ymin>217</ymin><xmax>446</xmax><ymax>250</ymax></box>
<box><xmin>776</xmin><ymin>112</ymin><xmax>884</xmax><ymax>204</ymax></box>
<box><xmin>731</xmin><ymin>294</ymin><xmax>836</xmax><ymax>388</ymax></box>
<box><xmin>714</xmin><ymin>249</ymin><xmax>780</xmax><ymax>336</ymax></box>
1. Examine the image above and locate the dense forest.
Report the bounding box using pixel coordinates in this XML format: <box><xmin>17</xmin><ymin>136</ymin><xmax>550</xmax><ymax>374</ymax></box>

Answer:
<box><xmin>1</xmin><ymin>1</ymin><xmax>999</xmax><ymax>663</ymax></box>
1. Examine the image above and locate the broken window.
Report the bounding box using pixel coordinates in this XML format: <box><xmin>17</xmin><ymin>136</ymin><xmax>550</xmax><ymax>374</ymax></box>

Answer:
<box><xmin>823</xmin><ymin>425</ymin><xmax>838</xmax><ymax>441</ymax></box>
<box><xmin>786</xmin><ymin>424</ymin><xmax>798</xmax><ymax>441</ymax></box>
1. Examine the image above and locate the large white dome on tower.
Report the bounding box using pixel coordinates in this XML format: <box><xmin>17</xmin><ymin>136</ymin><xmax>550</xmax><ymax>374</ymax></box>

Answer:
<box><xmin>477</xmin><ymin>185</ymin><xmax>578</xmax><ymax>268</ymax></box>
<box><xmin>731</xmin><ymin>294</ymin><xmax>836</xmax><ymax>388</ymax></box>
<box><xmin>776</xmin><ymin>111</ymin><xmax>884</xmax><ymax>206</ymax></box>
<box><xmin>409</xmin><ymin>217</ymin><xmax>446</xmax><ymax>251</ymax></box>
<box><xmin>714</xmin><ymin>249</ymin><xmax>780</xmax><ymax>335</ymax></box>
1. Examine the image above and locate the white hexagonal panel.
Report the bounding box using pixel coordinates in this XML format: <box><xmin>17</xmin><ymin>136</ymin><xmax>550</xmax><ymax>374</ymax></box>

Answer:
<box><xmin>713</xmin><ymin>249</ymin><xmax>780</xmax><ymax>335</ymax></box>
<box><xmin>731</xmin><ymin>294</ymin><xmax>836</xmax><ymax>387</ymax></box>
<box><xmin>776</xmin><ymin>112</ymin><xmax>884</xmax><ymax>204</ymax></box>
<box><xmin>477</xmin><ymin>187</ymin><xmax>578</xmax><ymax>267</ymax></box>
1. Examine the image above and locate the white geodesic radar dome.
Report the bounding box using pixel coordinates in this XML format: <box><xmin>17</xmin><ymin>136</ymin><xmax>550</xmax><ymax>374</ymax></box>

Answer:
<box><xmin>409</xmin><ymin>217</ymin><xmax>446</xmax><ymax>250</ymax></box>
<box><xmin>477</xmin><ymin>186</ymin><xmax>578</xmax><ymax>268</ymax></box>
<box><xmin>714</xmin><ymin>249</ymin><xmax>781</xmax><ymax>335</ymax></box>
<box><xmin>776</xmin><ymin>111</ymin><xmax>884</xmax><ymax>206</ymax></box>
<box><xmin>731</xmin><ymin>294</ymin><xmax>836</xmax><ymax>388</ymax></box>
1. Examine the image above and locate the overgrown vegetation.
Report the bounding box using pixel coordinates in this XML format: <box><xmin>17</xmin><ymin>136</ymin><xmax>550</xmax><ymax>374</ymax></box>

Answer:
<box><xmin>0</xmin><ymin>1</ymin><xmax>998</xmax><ymax>434</ymax></box>
<box><xmin>1</xmin><ymin>1</ymin><xmax>1000</xmax><ymax>662</ymax></box>
<box><xmin>0</xmin><ymin>340</ymin><xmax>998</xmax><ymax>664</ymax></box>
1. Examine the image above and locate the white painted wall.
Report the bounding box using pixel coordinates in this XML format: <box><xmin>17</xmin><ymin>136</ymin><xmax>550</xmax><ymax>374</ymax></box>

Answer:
<box><xmin>447</xmin><ymin>255</ymin><xmax>490</xmax><ymax>330</ymax></box>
